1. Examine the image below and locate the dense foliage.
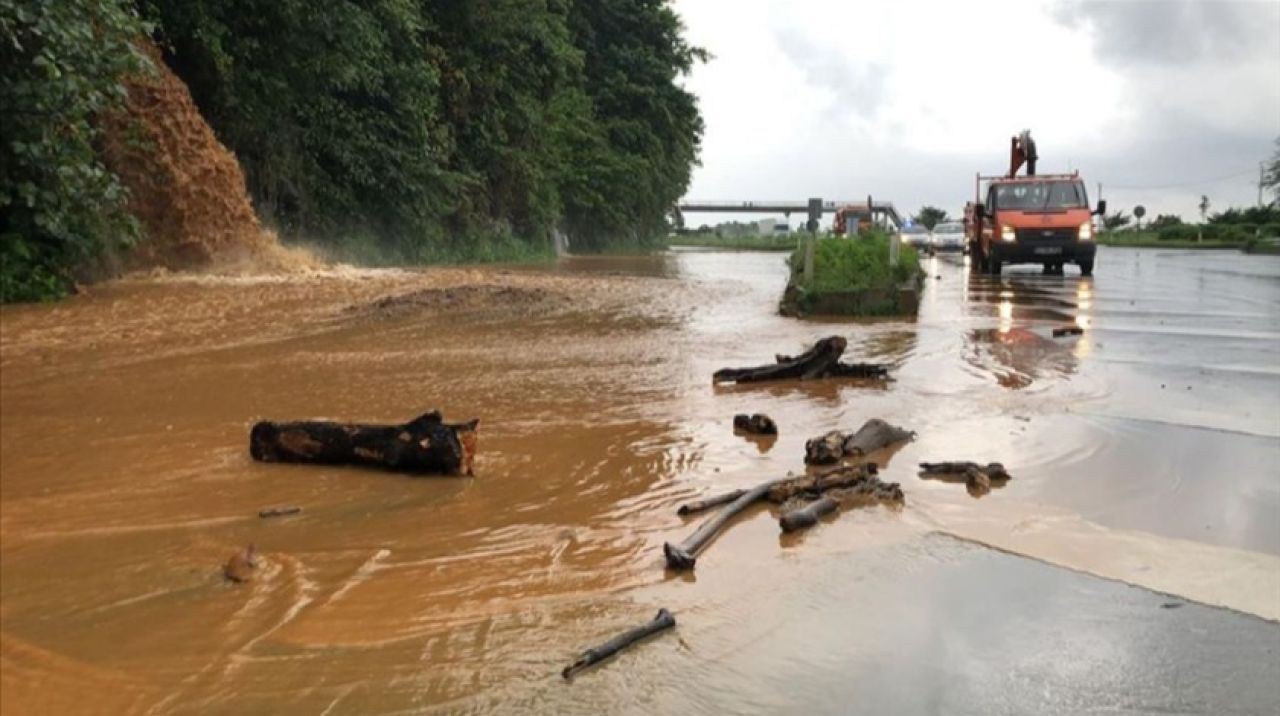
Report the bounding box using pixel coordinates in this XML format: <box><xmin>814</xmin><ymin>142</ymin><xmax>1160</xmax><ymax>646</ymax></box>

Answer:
<box><xmin>1</xmin><ymin>0</ymin><xmax>149</xmax><ymax>301</ymax></box>
<box><xmin>1</xmin><ymin>0</ymin><xmax>704</xmax><ymax>300</ymax></box>
<box><xmin>147</xmin><ymin>0</ymin><xmax>703</xmax><ymax>260</ymax></box>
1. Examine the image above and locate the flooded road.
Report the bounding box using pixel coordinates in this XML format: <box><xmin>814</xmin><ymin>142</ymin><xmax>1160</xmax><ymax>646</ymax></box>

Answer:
<box><xmin>2</xmin><ymin>247</ymin><xmax>1278</xmax><ymax>713</ymax></box>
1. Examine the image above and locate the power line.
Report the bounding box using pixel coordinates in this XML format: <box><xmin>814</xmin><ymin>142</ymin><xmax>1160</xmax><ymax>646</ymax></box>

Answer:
<box><xmin>1103</xmin><ymin>168</ymin><xmax>1259</xmax><ymax>191</ymax></box>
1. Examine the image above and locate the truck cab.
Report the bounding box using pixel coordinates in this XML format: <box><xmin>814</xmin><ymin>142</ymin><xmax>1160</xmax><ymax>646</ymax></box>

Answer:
<box><xmin>965</xmin><ymin>132</ymin><xmax>1105</xmax><ymax>276</ymax></box>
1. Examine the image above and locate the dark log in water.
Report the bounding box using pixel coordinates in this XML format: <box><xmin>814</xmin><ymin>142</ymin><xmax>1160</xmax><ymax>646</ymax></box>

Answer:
<box><xmin>665</xmin><ymin>464</ymin><xmax>902</xmax><ymax>568</ymax></box>
<box><xmin>733</xmin><ymin>413</ymin><xmax>778</xmax><ymax>435</ymax></box>
<box><xmin>918</xmin><ymin>461</ymin><xmax>1011</xmax><ymax>481</ymax></box>
<box><xmin>561</xmin><ymin>608</ymin><xmax>677</xmax><ymax>679</ymax></box>
<box><xmin>249</xmin><ymin>411</ymin><xmax>478</xmax><ymax>476</ymax></box>
<box><xmin>715</xmin><ymin>336</ymin><xmax>888</xmax><ymax>384</ymax></box>
<box><xmin>779</xmin><ymin>496</ymin><xmax>838</xmax><ymax>532</ymax></box>
<box><xmin>664</xmin><ymin>479</ymin><xmax>783</xmax><ymax>570</ymax></box>
<box><xmin>258</xmin><ymin>506</ymin><xmax>302</xmax><ymax>518</ymax></box>
<box><xmin>919</xmin><ymin>461</ymin><xmax>1011</xmax><ymax>498</ymax></box>
<box><xmin>676</xmin><ymin>489</ymin><xmax>748</xmax><ymax>516</ymax></box>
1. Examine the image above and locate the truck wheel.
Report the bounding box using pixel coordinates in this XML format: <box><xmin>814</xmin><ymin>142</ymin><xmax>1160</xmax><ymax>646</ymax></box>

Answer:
<box><xmin>1079</xmin><ymin>260</ymin><xmax>1093</xmax><ymax>277</ymax></box>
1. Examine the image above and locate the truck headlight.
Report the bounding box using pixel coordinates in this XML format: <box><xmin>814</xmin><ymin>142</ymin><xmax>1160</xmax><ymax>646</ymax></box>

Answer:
<box><xmin>1078</xmin><ymin>222</ymin><xmax>1093</xmax><ymax>241</ymax></box>
<box><xmin>1001</xmin><ymin>225</ymin><xmax>1016</xmax><ymax>242</ymax></box>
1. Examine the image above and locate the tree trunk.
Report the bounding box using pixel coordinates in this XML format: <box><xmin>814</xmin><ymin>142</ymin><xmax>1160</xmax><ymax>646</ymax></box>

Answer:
<box><xmin>249</xmin><ymin>411</ymin><xmax>478</xmax><ymax>476</ymax></box>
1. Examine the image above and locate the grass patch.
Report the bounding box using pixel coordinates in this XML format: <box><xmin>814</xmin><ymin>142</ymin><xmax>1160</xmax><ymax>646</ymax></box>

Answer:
<box><xmin>789</xmin><ymin>233</ymin><xmax>921</xmax><ymax>292</ymax></box>
<box><xmin>666</xmin><ymin>233</ymin><xmax>798</xmax><ymax>251</ymax></box>
<box><xmin>1098</xmin><ymin>232</ymin><xmax>1244</xmax><ymax>250</ymax></box>
<box><xmin>779</xmin><ymin>232</ymin><xmax>924</xmax><ymax>317</ymax></box>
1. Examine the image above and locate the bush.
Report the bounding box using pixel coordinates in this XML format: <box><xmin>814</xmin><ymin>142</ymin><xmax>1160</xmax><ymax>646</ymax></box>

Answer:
<box><xmin>1</xmin><ymin>0</ymin><xmax>150</xmax><ymax>302</ymax></box>
<box><xmin>789</xmin><ymin>233</ymin><xmax>921</xmax><ymax>292</ymax></box>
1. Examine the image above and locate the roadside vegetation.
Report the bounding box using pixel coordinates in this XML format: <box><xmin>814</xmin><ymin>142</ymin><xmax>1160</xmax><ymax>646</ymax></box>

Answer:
<box><xmin>1</xmin><ymin>0</ymin><xmax>704</xmax><ymax>301</ymax></box>
<box><xmin>1098</xmin><ymin>204</ymin><xmax>1280</xmax><ymax>252</ymax></box>
<box><xmin>790</xmin><ymin>231</ymin><xmax>922</xmax><ymax>293</ymax></box>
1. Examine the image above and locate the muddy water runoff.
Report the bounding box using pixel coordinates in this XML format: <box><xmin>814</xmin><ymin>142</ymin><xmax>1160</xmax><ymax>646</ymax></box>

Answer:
<box><xmin>2</xmin><ymin>247</ymin><xmax>1278</xmax><ymax>713</ymax></box>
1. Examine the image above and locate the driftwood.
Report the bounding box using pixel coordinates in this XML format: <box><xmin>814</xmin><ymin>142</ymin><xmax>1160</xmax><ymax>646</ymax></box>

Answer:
<box><xmin>677</xmin><ymin>489</ymin><xmax>747</xmax><ymax>516</ymax></box>
<box><xmin>779</xmin><ymin>496</ymin><xmax>838</xmax><ymax>532</ymax></box>
<box><xmin>664</xmin><ymin>479</ymin><xmax>783</xmax><ymax>570</ymax></box>
<box><xmin>562</xmin><ymin>608</ymin><xmax>676</xmax><ymax>679</ymax></box>
<box><xmin>733</xmin><ymin>413</ymin><xmax>778</xmax><ymax>435</ymax></box>
<box><xmin>804</xmin><ymin>418</ymin><xmax>915</xmax><ymax>465</ymax></box>
<box><xmin>258</xmin><ymin>506</ymin><xmax>302</xmax><ymax>518</ymax></box>
<box><xmin>249</xmin><ymin>411</ymin><xmax>478</xmax><ymax>476</ymax></box>
<box><xmin>919</xmin><ymin>461</ymin><xmax>1011</xmax><ymax>497</ymax></box>
<box><xmin>714</xmin><ymin>336</ymin><xmax>888</xmax><ymax>384</ymax></box>
<box><xmin>665</xmin><ymin>464</ymin><xmax>902</xmax><ymax>567</ymax></box>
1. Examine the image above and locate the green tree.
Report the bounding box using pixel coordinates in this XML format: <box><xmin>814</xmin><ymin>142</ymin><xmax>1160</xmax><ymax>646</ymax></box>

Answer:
<box><xmin>1</xmin><ymin>0</ymin><xmax>150</xmax><ymax>301</ymax></box>
<box><xmin>1264</xmin><ymin>136</ymin><xmax>1280</xmax><ymax>204</ymax></box>
<box><xmin>147</xmin><ymin>0</ymin><xmax>456</xmax><ymax>256</ymax></box>
<box><xmin>559</xmin><ymin>0</ymin><xmax>706</xmax><ymax>250</ymax></box>
<box><xmin>911</xmin><ymin>206</ymin><xmax>948</xmax><ymax>231</ymax></box>
<box><xmin>1150</xmin><ymin>214</ymin><xmax>1182</xmax><ymax>228</ymax></box>
<box><xmin>1103</xmin><ymin>210</ymin><xmax>1131</xmax><ymax>231</ymax></box>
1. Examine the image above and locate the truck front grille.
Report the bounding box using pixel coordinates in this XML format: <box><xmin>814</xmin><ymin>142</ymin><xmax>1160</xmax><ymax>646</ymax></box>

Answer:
<box><xmin>1016</xmin><ymin>228</ymin><xmax>1077</xmax><ymax>242</ymax></box>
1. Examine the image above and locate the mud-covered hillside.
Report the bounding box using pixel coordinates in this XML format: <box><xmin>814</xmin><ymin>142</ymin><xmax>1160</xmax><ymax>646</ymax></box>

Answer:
<box><xmin>1</xmin><ymin>0</ymin><xmax>704</xmax><ymax>301</ymax></box>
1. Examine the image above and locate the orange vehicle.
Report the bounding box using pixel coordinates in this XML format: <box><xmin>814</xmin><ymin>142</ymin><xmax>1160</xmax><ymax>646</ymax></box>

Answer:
<box><xmin>832</xmin><ymin>206</ymin><xmax>872</xmax><ymax>236</ymax></box>
<box><xmin>965</xmin><ymin>131</ymin><xmax>1105</xmax><ymax>276</ymax></box>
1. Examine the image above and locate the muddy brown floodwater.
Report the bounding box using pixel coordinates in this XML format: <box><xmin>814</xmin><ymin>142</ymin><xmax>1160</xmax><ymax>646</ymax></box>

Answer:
<box><xmin>2</xmin><ymin>248</ymin><xmax>1279</xmax><ymax>714</ymax></box>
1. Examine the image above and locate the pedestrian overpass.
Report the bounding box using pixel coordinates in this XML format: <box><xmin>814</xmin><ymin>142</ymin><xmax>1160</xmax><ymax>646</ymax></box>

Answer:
<box><xmin>675</xmin><ymin>199</ymin><xmax>904</xmax><ymax>229</ymax></box>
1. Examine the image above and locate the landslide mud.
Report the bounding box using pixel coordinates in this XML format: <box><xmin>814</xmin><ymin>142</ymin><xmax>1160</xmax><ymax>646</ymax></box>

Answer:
<box><xmin>100</xmin><ymin>40</ymin><xmax>317</xmax><ymax>276</ymax></box>
<box><xmin>1</xmin><ymin>247</ymin><xmax>1277</xmax><ymax>713</ymax></box>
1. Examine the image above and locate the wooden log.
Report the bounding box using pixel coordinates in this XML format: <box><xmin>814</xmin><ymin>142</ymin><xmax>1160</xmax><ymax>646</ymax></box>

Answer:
<box><xmin>663</xmin><ymin>479</ymin><xmax>783</xmax><ymax>570</ymax></box>
<box><xmin>733</xmin><ymin>413</ymin><xmax>778</xmax><ymax>435</ymax></box>
<box><xmin>779</xmin><ymin>496</ymin><xmax>838</xmax><ymax>532</ymax></box>
<box><xmin>918</xmin><ymin>461</ymin><xmax>1011</xmax><ymax>481</ymax></box>
<box><xmin>258</xmin><ymin>506</ymin><xmax>302</xmax><ymax>518</ymax></box>
<box><xmin>714</xmin><ymin>336</ymin><xmax>847</xmax><ymax>384</ymax></box>
<box><xmin>562</xmin><ymin>608</ymin><xmax>676</xmax><ymax>679</ymax></box>
<box><xmin>249</xmin><ymin>411</ymin><xmax>478</xmax><ymax>476</ymax></box>
<box><xmin>676</xmin><ymin>489</ymin><xmax>747</xmax><ymax>516</ymax></box>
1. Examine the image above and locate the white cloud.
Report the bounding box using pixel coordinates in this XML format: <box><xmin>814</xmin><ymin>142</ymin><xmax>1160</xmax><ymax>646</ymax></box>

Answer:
<box><xmin>674</xmin><ymin>0</ymin><xmax>1279</xmax><ymax>220</ymax></box>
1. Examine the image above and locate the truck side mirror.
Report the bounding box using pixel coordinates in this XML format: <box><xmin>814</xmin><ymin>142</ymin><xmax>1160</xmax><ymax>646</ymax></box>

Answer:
<box><xmin>1094</xmin><ymin>200</ymin><xmax>1107</xmax><ymax>216</ymax></box>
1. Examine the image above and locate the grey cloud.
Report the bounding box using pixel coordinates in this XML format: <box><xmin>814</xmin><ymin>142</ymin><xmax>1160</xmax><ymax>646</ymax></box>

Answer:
<box><xmin>1052</xmin><ymin>0</ymin><xmax>1280</xmax><ymax>66</ymax></box>
<box><xmin>772</xmin><ymin>26</ymin><xmax>889</xmax><ymax>115</ymax></box>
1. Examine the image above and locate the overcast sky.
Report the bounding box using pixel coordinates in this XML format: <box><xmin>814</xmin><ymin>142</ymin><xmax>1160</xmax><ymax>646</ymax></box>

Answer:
<box><xmin>673</xmin><ymin>0</ymin><xmax>1280</xmax><ymax>225</ymax></box>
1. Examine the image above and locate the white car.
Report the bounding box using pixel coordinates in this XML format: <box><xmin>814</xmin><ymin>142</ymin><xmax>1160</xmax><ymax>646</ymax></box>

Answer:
<box><xmin>931</xmin><ymin>221</ymin><xmax>965</xmax><ymax>252</ymax></box>
<box><xmin>899</xmin><ymin>225</ymin><xmax>930</xmax><ymax>247</ymax></box>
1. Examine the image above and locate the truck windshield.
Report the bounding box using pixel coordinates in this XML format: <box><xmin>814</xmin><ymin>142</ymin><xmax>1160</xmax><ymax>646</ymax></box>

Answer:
<box><xmin>994</xmin><ymin>181</ymin><xmax>1086</xmax><ymax>211</ymax></box>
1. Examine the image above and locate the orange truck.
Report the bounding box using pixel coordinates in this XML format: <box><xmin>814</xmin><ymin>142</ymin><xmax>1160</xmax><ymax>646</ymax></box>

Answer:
<box><xmin>965</xmin><ymin>131</ymin><xmax>1105</xmax><ymax>276</ymax></box>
